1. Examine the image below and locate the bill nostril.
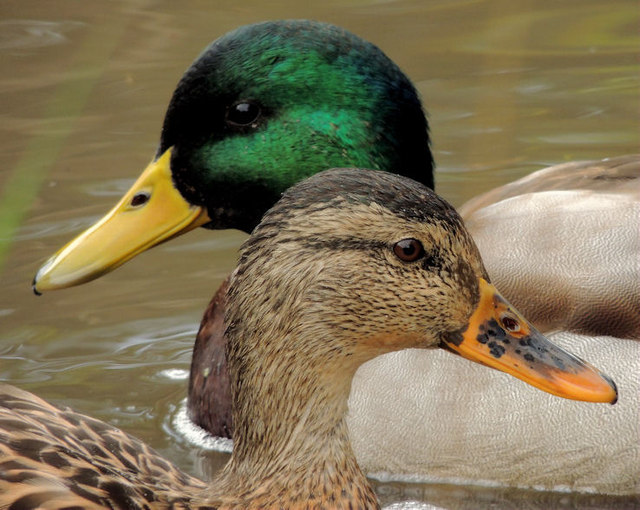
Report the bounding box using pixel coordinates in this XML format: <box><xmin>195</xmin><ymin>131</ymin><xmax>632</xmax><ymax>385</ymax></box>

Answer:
<box><xmin>130</xmin><ymin>191</ymin><xmax>150</xmax><ymax>207</ymax></box>
<box><xmin>500</xmin><ymin>314</ymin><xmax>520</xmax><ymax>333</ymax></box>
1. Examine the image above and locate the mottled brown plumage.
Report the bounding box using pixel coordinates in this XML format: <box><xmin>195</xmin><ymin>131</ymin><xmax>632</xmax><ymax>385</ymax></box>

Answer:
<box><xmin>3</xmin><ymin>169</ymin><xmax>483</xmax><ymax>508</ymax></box>
<box><xmin>0</xmin><ymin>384</ymin><xmax>207</xmax><ymax>508</ymax></box>
<box><xmin>0</xmin><ymin>169</ymin><xmax>616</xmax><ymax>508</ymax></box>
<box><xmin>189</xmin><ymin>155</ymin><xmax>640</xmax><ymax>445</ymax></box>
<box><xmin>205</xmin><ymin>169</ymin><xmax>484</xmax><ymax>509</ymax></box>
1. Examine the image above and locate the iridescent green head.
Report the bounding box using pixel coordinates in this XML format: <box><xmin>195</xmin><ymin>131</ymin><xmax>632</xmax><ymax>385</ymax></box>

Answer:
<box><xmin>161</xmin><ymin>20</ymin><xmax>433</xmax><ymax>231</ymax></box>
<box><xmin>33</xmin><ymin>20</ymin><xmax>434</xmax><ymax>292</ymax></box>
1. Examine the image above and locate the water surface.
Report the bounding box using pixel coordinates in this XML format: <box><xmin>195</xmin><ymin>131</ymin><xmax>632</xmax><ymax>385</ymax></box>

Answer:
<box><xmin>0</xmin><ymin>0</ymin><xmax>638</xmax><ymax>508</ymax></box>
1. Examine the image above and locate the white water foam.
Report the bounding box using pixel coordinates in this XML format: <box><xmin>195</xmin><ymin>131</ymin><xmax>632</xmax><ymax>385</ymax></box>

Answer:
<box><xmin>384</xmin><ymin>502</ymin><xmax>445</xmax><ymax>510</ymax></box>
<box><xmin>172</xmin><ymin>398</ymin><xmax>233</xmax><ymax>453</ymax></box>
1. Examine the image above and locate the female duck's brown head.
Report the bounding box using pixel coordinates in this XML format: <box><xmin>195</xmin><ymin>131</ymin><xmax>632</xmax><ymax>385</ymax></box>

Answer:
<box><xmin>0</xmin><ymin>169</ymin><xmax>617</xmax><ymax>509</ymax></box>
<box><xmin>208</xmin><ymin>168</ymin><xmax>617</xmax><ymax>508</ymax></box>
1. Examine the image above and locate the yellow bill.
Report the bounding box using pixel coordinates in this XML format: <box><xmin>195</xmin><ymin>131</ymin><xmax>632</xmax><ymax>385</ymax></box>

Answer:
<box><xmin>441</xmin><ymin>278</ymin><xmax>618</xmax><ymax>404</ymax></box>
<box><xmin>33</xmin><ymin>148</ymin><xmax>210</xmax><ymax>293</ymax></box>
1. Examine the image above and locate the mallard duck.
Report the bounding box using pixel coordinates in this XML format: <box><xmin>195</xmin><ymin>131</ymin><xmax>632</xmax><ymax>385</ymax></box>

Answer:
<box><xmin>347</xmin><ymin>156</ymin><xmax>639</xmax><ymax>495</ymax></box>
<box><xmin>2</xmin><ymin>169</ymin><xmax>619</xmax><ymax>508</ymax></box>
<box><xmin>33</xmin><ymin>18</ymin><xmax>434</xmax><ymax>438</ymax></box>
<box><xmin>32</xmin><ymin>21</ymin><xmax>639</xmax><ymax>494</ymax></box>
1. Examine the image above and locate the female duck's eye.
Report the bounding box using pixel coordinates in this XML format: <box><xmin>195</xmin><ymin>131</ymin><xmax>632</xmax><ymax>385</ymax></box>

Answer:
<box><xmin>393</xmin><ymin>238</ymin><xmax>425</xmax><ymax>262</ymax></box>
<box><xmin>226</xmin><ymin>100</ymin><xmax>261</xmax><ymax>127</ymax></box>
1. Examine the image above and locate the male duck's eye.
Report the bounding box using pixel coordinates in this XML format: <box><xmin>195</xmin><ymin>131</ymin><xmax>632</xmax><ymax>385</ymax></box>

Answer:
<box><xmin>393</xmin><ymin>238</ymin><xmax>425</xmax><ymax>262</ymax></box>
<box><xmin>226</xmin><ymin>100</ymin><xmax>261</xmax><ymax>127</ymax></box>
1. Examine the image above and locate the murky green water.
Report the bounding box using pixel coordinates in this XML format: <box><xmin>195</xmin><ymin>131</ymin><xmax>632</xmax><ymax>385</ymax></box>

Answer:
<box><xmin>0</xmin><ymin>0</ymin><xmax>638</xmax><ymax>508</ymax></box>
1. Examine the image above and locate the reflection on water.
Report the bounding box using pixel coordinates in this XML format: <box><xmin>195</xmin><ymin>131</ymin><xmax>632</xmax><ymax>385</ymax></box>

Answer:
<box><xmin>0</xmin><ymin>0</ymin><xmax>638</xmax><ymax>508</ymax></box>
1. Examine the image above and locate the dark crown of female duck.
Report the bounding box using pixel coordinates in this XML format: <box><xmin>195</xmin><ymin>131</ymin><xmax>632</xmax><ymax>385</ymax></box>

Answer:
<box><xmin>160</xmin><ymin>20</ymin><xmax>433</xmax><ymax>232</ymax></box>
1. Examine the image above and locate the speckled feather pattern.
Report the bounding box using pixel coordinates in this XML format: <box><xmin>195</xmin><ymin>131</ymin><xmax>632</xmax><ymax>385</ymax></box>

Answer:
<box><xmin>189</xmin><ymin>157</ymin><xmax>640</xmax><ymax>495</ymax></box>
<box><xmin>210</xmin><ymin>169</ymin><xmax>486</xmax><ymax>508</ymax></box>
<box><xmin>0</xmin><ymin>168</ymin><xmax>489</xmax><ymax>509</ymax></box>
<box><xmin>0</xmin><ymin>384</ymin><xmax>209</xmax><ymax>509</ymax></box>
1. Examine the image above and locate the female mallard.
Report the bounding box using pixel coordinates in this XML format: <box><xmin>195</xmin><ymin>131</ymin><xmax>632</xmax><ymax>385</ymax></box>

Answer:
<box><xmin>32</xmin><ymin>21</ymin><xmax>639</xmax><ymax>493</ymax></box>
<box><xmin>2</xmin><ymin>169</ymin><xmax>618</xmax><ymax>508</ymax></box>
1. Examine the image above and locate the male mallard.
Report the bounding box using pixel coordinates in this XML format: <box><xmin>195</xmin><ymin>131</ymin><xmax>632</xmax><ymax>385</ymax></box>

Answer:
<box><xmin>3</xmin><ymin>169</ymin><xmax>618</xmax><ymax>508</ymax></box>
<box><xmin>32</xmin><ymin>21</ymin><xmax>639</xmax><ymax>494</ymax></box>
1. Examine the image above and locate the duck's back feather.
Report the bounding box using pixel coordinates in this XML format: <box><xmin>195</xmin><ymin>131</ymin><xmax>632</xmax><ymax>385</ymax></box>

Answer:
<box><xmin>459</xmin><ymin>154</ymin><xmax>639</xmax><ymax>217</ymax></box>
<box><xmin>462</xmin><ymin>155</ymin><xmax>640</xmax><ymax>338</ymax></box>
<box><xmin>0</xmin><ymin>384</ymin><xmax>206</xmax><ymax>508</ymax></box>
<box><xmin>349</xmin><ymin>331</ymin><xmax>639</xmax><ymax>494</ymax></box>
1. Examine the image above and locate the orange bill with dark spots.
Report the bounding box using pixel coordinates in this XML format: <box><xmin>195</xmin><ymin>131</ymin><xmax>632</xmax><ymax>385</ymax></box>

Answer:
<box><xmin>441</xmin><ymin>278</ymin><xmax>618</xmax><ymax>404</ymax></box>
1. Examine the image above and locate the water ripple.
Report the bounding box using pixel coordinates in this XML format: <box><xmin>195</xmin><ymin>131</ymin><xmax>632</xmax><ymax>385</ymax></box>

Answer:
<box><xmin>0</xmin><ymin>20</ymin><xmax>84</xmax><ymax>50</ymax></box>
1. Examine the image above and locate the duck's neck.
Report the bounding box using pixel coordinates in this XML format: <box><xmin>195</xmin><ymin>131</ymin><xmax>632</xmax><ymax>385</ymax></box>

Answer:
<box><xmin>211</xmin><ymin>326</ymin><xmax>379</xmax><ymax>509</ymax></box>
